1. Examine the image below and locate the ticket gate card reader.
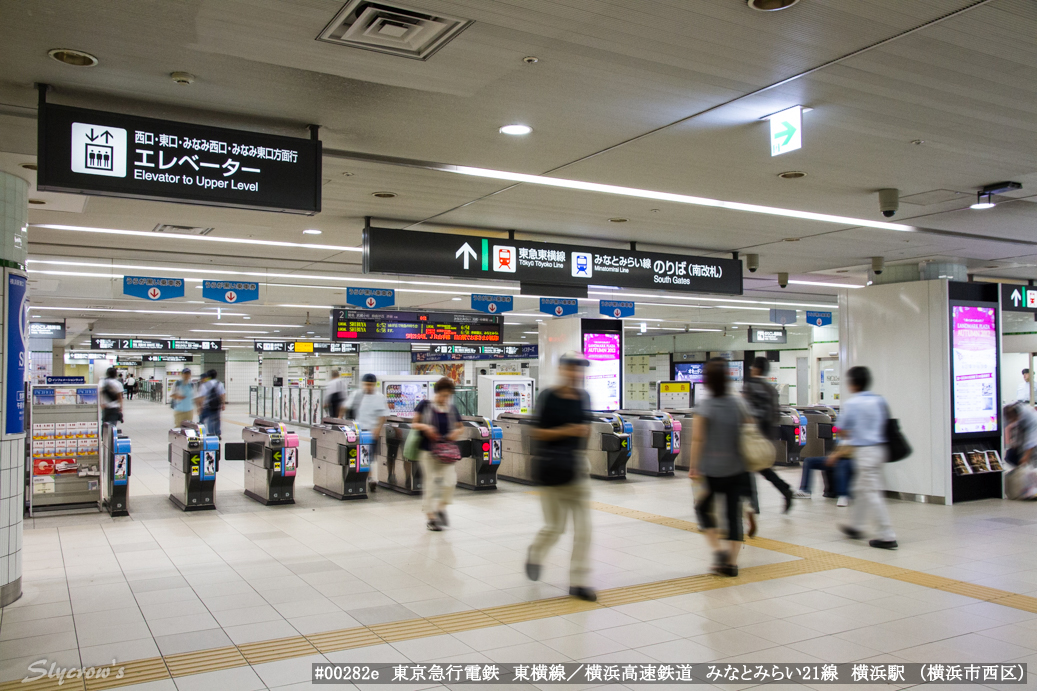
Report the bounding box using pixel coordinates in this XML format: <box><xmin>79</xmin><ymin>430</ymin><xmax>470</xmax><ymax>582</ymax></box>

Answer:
<box><xmin>619</xmin><ymin>410</ymin><xmax>681</xmax><ymax>476</ymax></box>
<box><xmin>665</xmin><ymin>410</ymin><xmax>695</xmax><ymax>471</ymax></box>
<box><xmin>455</xmin><ymin>416</ymin><xmax>503</xmax><ymax>490</ymax></box>
<box><xmin>312</xmin><ymin>418</ymin><xmax>373</xmax><ymax>500</ymax></box>
<box><xmin>100</xmin><ymin>422</ymin><xmax>131</xmax><ymax>517</ymax></box>
<box><xmin>168</xmin><ymin>422</ymin><xmax>219</xmax><ymax>511</ymax></box>
<box><xmin>776</xmin><ymin>409</ymin><xmax>806</xmax><ymax>465</ymax></box>
<box><xmin>587</xmin><ymin>412</ymin><xmax>631</xmax><ymax>480</ymax></box>
<box><xmin>242</xmin><ymin>418</ymin><xmax>299</xmax><ymax>505</ymax></box>
<box><xmin>378</xmin><ymin>417</ymin><xmax>422</xmax><ymax>495</ymax></box>
<box><xmin>495</xmin><ymin>413</ymin><xmax>539</xmax><ymax>485</ymax></box>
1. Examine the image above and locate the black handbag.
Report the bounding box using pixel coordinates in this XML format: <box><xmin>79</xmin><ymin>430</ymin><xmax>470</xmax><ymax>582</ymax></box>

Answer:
<box><xmin>883</xmin><ymin>401</ymin><xmax>911</xmax><ymax>463</ymax></box>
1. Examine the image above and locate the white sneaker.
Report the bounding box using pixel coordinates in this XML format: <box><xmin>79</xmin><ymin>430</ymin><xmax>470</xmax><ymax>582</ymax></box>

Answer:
<box><xmin>836</xmin><ymin>496</ymin><xmax>849</xmax><ymax>507</ymax></box>
<box><xmin>793</xmin><ymin>490</ymin><xmax>811</xmax><ymax>499</ymax></box>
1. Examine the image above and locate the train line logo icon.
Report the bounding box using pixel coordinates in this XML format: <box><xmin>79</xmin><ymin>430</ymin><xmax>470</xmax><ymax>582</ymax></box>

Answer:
<box><xmin>71</xmin><ymin>123</ymin><xmax>127</xmax><ymax>177</ymax></box>
<box><xmin>492</xmin><ymin>245</ymin><xmax>516</xmax><ymax>273</ymax></box>
<box><xmin>572</xmin><ymin>252</ymin><xmax>592</xmax><ymax>278</ymax></box>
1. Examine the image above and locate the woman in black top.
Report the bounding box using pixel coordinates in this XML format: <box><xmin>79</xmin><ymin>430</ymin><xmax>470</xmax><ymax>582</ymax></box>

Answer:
<box><xmin>524</xmin><ymin>351</ymin><xmax>597</xmax><ymax>602</ymax></box>
<box><xmin>411</xmin><ymin>377</ymin><xmax>463</xmax><ymax>531</ymax></box>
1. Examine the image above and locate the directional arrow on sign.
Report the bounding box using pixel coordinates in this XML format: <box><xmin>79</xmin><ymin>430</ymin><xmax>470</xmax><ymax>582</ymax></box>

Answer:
<box><xmin>1012</xmin><ymin>289</ymin><xmax>1023</xmax><ymax>307</ymax></box>
<box><xmin>455</xmin><ymin>242</ymin><xmax>478</xmax><ymax>270</ymax></box>
<box><xmin>773</xmin><ymin>122</ymin><xmax>796</xmax><ymax>147</ymax></box>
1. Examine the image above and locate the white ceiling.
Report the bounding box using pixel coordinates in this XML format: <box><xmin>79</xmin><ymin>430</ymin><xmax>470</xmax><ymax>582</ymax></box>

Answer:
<box><xmin>2</xmin><ymin>0</ymin><xmax>1037</xmax><ymax>345</ymax></box>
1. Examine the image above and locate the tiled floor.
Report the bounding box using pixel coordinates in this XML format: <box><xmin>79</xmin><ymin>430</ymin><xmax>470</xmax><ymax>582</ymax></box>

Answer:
<box><xmin>3</xmin><ymin>400</ymin><xmax>1037</xmax><ymax>689</ymax></box>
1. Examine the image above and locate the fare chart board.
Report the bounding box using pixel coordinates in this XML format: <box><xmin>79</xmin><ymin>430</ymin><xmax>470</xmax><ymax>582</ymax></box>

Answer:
<box><xmin>331</xmin><ymin>310</ymin><xmax>502</xmax><ymax>343</ymax></box>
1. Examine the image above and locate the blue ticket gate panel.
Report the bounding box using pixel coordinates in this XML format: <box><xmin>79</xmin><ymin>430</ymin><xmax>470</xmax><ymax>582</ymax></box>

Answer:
<box><xmin>311</xmin><ymin>417</ymin><xmax>372</xmax><ymax>500</ymax></box>
<box><xmin>101</xmin><ymin>422</ymin><xmax>131</xmax><ymax>517</ymax></box>
<box><xmin>168</xmin><ymin>422</ymin><xmax>219</xmax><ymax>511</ymax></box>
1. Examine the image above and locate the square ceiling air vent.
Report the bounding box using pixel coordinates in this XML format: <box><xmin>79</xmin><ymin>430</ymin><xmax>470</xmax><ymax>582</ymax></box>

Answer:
<box><xmin>317</xmin><ymin>0</ymin><xmax>472</xmax><ymax>60</ymax></box>
<box><xmin>152</xmin><ymin>224</ymin><xmax>214</xmax><ymax>235</ymax></box>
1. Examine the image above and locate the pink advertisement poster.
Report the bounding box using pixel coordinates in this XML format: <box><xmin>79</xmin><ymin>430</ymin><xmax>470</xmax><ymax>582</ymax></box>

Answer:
<box><xmin>583</xmin><ymin>333</ymin><xmax>621</xmax><ymax>411</ymax></box>
<box><xmin>951</xmin><ymin>305</ymin><xmax>997</xmax><ymax>434</ymax></box>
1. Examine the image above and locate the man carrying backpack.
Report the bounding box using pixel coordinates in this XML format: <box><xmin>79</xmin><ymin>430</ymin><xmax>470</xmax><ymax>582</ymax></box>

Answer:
<box><xmin>100</xmin><ymin>367</ymin><xmax>123</xmax><ymax>425</ymax></box>
<box><xmin>196</xmin><ymin>369</ymin><xmax>226</xmax><ymax>439</ymax></box>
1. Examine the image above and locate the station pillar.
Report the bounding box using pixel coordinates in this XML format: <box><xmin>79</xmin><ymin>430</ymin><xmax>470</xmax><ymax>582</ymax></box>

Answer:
<box><xmin>0</xmin><ymin>171</ymin><xmax>29</xmax><ymax>606</ymax></box>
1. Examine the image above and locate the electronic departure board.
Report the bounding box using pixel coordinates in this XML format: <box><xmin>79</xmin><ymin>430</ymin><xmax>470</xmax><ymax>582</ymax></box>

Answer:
<box><xmin>331</xmin><ymin>310</ymin><xmax>503</xmax><ymax>343</ymax></box>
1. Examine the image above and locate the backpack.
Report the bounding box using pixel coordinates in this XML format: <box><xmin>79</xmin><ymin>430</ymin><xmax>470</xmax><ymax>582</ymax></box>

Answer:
<box><xmin>204</xmin><ymin>381</ymin><xmax>222</xmax><ymax>414</ymax></box>
<box><xmin>102</xmin><ymin>379</ymin><xmax>120</xmax><ymax>403</ymax></box>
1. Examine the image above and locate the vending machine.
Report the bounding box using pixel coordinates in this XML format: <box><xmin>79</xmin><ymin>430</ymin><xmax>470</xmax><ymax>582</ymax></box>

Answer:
<box><xmin>477</xmin><ymin>375</ymin><xmax>536</xmax><ymax>420</ymax></box>
<box><xmin>381</xmin><ymin>375</ymin><xmax>440</xmax><ymax>416</ymax></box>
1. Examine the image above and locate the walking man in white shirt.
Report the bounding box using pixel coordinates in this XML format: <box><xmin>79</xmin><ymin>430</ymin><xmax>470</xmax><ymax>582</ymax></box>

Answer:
<box><xmin>1017</xmin><ymin>368</ymin><xmax>1032</xmax><ymax>404</ymax></box>
<box><xmin>346</xmin><ymin>373</ymin><xmax>389</xmax><ymax>493</ymax></box>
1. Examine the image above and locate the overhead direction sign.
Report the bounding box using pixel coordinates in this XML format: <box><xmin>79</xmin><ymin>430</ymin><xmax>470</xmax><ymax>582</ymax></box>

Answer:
<box><xmin>471</xmin><ymin>294</ymin><xmax>513</xmax><ymax>314</ymax></box>
<box><xmin>123</xmin><ymin>276</ymin><xmax>185</xmax><ymax>301</ymax></box>
<box><xmin>346</xmin><ymin>287</ymin><xmax>395</xmax><ymax>310</ymax></box>
<box><xmin>29</xmin><ymin>321</ymin><xmax>66</xmax><ymax>339</ymax></box>
<box><xmin>202</xmin><ymin>280</ymin><xmax>258</xmax><ymax>304</ymax></box>
<box><xmin>1001</xmin><ymin>284</ymin><xmax>1037</xmax><ymax>313</ymax></box>
<box><xmin>90</xmin><ymin>338</ymin><xmax>221</xmax><ymax>351</ymax></box>
<box><xmin>769</xmin><ymin>105</ymin><xmax>802</xmax><ymax>156</ymax></box>
<box><xmin>541</xmin><ymin>298</ymin><xmax>579</xmax><ymax>317</ymax></box>
<box><xmin>806</xmin><ymin>311</ymin><xmax>833</xmax><ymax>327</ymax></box>
<box><xmin>364</xmin><ymin>226</ymin><xmax>743</xmax><ymax>296</ymax></box>
<box><xmin>253</xmin><ymin>341</ymin><xmax>357</xmax><ymax>353</ymax></box>
<box><xmin>769</xmin><ymin>308</ymin><xmax>797</xmax><ymax>325</ymax></box>
<box><xmin>37</xmin><ymin>101</ymin><xmax>321</xmax><ymax>214</ymax></box>
<box><xmin>600</xmin><ymin>300</ymin><xmax>635</xmax><ymax>319</ymax></box>
<box><xmin>749</xmin><ymin>327</ymin><xmax>787</xmax><ymax>344</ymax></box>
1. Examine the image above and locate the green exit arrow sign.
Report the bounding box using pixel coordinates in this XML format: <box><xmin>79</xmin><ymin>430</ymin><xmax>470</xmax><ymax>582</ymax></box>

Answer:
<box><xmin>769</xmin><ymin>105</ymin><xmax>802</xmax><ymax>156</ymax></box>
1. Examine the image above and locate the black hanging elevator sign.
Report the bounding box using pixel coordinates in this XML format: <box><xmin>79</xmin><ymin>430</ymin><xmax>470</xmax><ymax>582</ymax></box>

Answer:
<box><xmin>364</xmin><ymin>226</ymin><xmax>743</xmax><ymax>296</ymax></box>
<box><xmin>37</xmin><ymin>102</ymin><xmax>321</xmax><ymax>214</ymax></box>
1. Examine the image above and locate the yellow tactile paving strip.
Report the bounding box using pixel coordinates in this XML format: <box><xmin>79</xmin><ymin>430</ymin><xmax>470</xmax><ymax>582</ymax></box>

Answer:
<box><xmin>6</xmin><ymin>500</ymin><xmax>1037</xmax><ymax>691</ymax></box>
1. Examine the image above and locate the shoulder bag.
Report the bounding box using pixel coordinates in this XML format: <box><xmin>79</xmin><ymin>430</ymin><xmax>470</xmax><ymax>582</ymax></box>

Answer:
<box><xmin>737</xmin><ymin>398</ymin><xmax>776</xmax><ymax>473</ymax></box>
<box><xmin>429</xmin><ymin>404</ymin><xmax>461</xmax><ymax>464</ymax></box>
<box><xmin>402</xmin><ymin>401</ymin><xmax>425</xmax><ymax>461</ymax></box>
<box><xmin>882</xmin><ymin>399</ymin><xmax>912</xmax><ymax>463</ymax></box>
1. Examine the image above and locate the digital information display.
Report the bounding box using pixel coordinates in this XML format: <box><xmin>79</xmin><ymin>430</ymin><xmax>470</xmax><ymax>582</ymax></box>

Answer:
<box><xmin>584</xmin><ymin>333</ymin><xmax>622</xmax><ymax>411</ymax></box>
<box><xmin>90</xmin><ymin>338</ymin><xmax>221</xmax><ymax>351</ymax></box>
<box><xmin>331</xmin><ymin>310</ymin><xmax>502</xmax><ymax>343</ymax></box>
<box><xmin>29</xmin><ymin>321</ymin><xmax>66</xmax><ymax>339</ymax></box>
<box><xmin>37</xmin><ymin>101</ymin><xmax>321</xmax><ymax>214</ymax></box>
<box><xmin>952</xmin><ymin>305</ymin><xmax>998</xmax><ymax>434</ymax></box>
<box><xmin>412</xmin><ymin>344</ymin><xmax>538</xmax><ymax>362</ymax></box>
<box><xmin>673</xmin><ymin>362</ymin><xmax>705</xmax><ymax>382</ymax></box>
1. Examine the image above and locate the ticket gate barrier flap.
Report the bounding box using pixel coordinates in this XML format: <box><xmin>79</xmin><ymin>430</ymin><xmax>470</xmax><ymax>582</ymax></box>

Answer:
<box><xmin>312</xmin><ymin>418</ymin><xmax>372</xmax><ymax>500</ymax></box>
<box><xmin>378</xmin><ymin>418</ymin><xmax>422</xmax><ymax>495</ymax></box>
<box><xmin>168</xmin><ymin>423</ymin><xmax>219</xmax><ymax>511</ymax></box>
<box><xmin>101</xmin><ymin>423</ymin><xmax>131</xmax><ymax>517</ymax></box>
<box><xmin>456</xmin><ymin>417</ymin><xmax>500</xmax><ymax>490</ymax></box>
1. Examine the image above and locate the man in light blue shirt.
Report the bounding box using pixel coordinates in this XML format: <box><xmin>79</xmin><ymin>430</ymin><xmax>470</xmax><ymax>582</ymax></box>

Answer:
<box><xmin>827</xmin><ymin>366</ymin><xmax>897</xmax><ymax>549</ymax></box>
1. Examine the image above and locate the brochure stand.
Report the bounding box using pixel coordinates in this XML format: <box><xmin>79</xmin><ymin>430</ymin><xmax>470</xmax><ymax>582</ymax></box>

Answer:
<box><xmin>26</xmin><ymin>385</ymin><xmax>102</xmax><ymax>515</ymax></box>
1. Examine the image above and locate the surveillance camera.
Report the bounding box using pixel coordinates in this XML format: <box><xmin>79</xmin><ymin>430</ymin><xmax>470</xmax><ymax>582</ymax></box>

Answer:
<box><xmin>778</xmin><ymin>272</ymin><xmax>788</xmax><ymax>289</ymax></box>
<box><xmin>872</xmin><ymin>256</ymin><xmax>884</xmax><ymax>275</ymax></box>
<box><xmin>746</xmin><ymin>254</ymin><xmax>759</xmax><ymax>273</ymax></box>
<box><xmin>878</xmin><ymin>188</ymin><xmax>899</xmax><ymax>218</ymax></box>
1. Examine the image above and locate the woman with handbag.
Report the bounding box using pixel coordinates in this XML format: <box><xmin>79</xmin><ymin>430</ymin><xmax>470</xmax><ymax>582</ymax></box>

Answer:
<box><xmin>688</xmin><ymin>358</ymin><xmax>753</xmax><ymax>577</ymax></box>
<box><xmin>411</xmin><ymin>377</ymin><xmax>464</xmax><ymax>531</ymax></box>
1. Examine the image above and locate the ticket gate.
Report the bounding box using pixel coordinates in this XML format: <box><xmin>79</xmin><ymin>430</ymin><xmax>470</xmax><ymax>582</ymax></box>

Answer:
<box><xmin>586</xmin><ymin>412</ymin><xmax>631</xmax><ymax>480</ymax></box>
<box><xmin>100</xmin><ymin>422</ymin><xmax>131</xmax><ymax>517</ymax></box>
<box><xmin>776</xmin><ymin>408</ymin><xmax>806</xmax><ymax>465</ymax></box>
<box><xmin>311</xmin><ymin>418</ymin><xmax>374</xmax><ymax>500</ymax></box>
<box><xmin>242</xmin><ymin>418</ymin><xmax>299</xmax><ymax>505</ymax></box>
<box><xmin>618</xmin><ymin>410</ymin><xmax>681</xmax><ymax>476</ymax></box>
<box><xmin>168</xmin><ymin>422</ymin><xmax>219</xmax><ymax>511</ymax></box>
<box><xmin>800</xmin><ymin>409</ymin><xmax>835</xmax><ymax>459</ymax></box>
<box><xmin>666</xmin><ymin>410</ymin><xmax>695</xmax><ymax>471</ymax></box>
<box><xmin>456</xmin><ymin>416</ymin><xmax>503</xmax><ymax>490</ymax></box>
<box><xmin>378</xmin><ymin>416</ymin><xmax>422</xmax><ymax>494</ymax></box>
<box><xmin>496</xmin><ymin>413</ymin><xmax>539</xmax><ymax>485</ymax></box>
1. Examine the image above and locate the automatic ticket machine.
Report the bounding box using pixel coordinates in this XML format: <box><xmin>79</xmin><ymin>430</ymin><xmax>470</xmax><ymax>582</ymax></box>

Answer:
<box><xmin>495</xmin><ymin>413</ymin><xmax>538</xmax><ymax>484</ymax></box>
<box><xmin>379</xmin><ymin>417</ymin><xmax>422</xmax><ymax>494</ymax></box>
<box><xmin>242</xmin><ymin>418</ymin><xmax>299</xmax><ymax>505</ymax></box>
<box><xmin>586</xmin><ymin>412</ymin><xmax>631</xmax><ymax>480</ymax></box>
<box><xmin>100</xmin><ymin>422</ymin><xmax>131</xmax><ymax>517</ymax></box>
<box><xmin>455</xmin><ymin>416</ymin><xmax>503</xmax><ymax>489</ymax></box>
<box><xmin>168</xmin><ymin>422</ymin><xmax>219</xmax><ymax>511</ymax></box>
<box><xmin>618</xmin><ymin>410</ymin><xmax>681</xmax><ymax>476</ymax></box>
<box><xmin>311</xmin><ymin>418</ymin><xmax>373</xmax><ymax>499</ymax></box>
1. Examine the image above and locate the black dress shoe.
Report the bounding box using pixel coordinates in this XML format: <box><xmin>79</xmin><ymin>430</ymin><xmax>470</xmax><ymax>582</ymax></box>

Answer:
<box><xmin>783</xmin><ymin>490</ymin><xmax>793</xmax><ymax>514</ymax></box>
<box><xmin>569</xmin><ymin>586</ymin><xmax>597</xmax><ymax>602</ymax></box>
<box><xmin>839</xmin><ymin>525</ymin><xmax>864</xmax><ymax>539</ymax></box>
<box><xmin>525</xmin><ymin>561</ymin><xmax>541</xmax><ymax>581</ymax></box>
<box><xmin>869</xmin><ymin>539</ymin><xmax>898</xmax><ymax>550</ymax></box>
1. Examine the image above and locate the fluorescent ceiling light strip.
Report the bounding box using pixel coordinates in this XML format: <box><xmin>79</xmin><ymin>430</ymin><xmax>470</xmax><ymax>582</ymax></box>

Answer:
<box><xmin>32</xmin><ymin>306</ymin><xmax>246</xmax><ymax>316</ymax></box>
<box><xmin>96</xmin><ymin>333</ymin><xmax>175</xmax><ymax>338</ymax></box>
<box><xmin>211</xmin><ymin>323</ymin><xmax>301</xmax><ymax>327</ymax></box>
<box><xmin>788</xmin><ymin>280</ymin><xmax>864</xmax><ymax>289</ymax></box>
<box><xmin>190</xmin><ymin>330</ymin><xmax>269</xmax><ymax>334</ymax></box>
<box><xmin>450</xmin><ymin>166</ymin><xmax>915</xmax><ymax>232</ymax></box>
<box><xmin>586</xmin><ymin>291</ymin><xmax>834</xmax><ymax>310</ymax></box>
<box><xmin>26</xmin><ymin>259</ymin><xmax>521</xmax><ymax>292</ymax></box>
<box><xmin>30</xmin><ymin>225</ymin><xmax>363</xmax><ymax>252</ymax></box>
<box><xmin>734</xmin><ymin>322</ymin><xmax>795</xmax><ymax>326</ymax></box>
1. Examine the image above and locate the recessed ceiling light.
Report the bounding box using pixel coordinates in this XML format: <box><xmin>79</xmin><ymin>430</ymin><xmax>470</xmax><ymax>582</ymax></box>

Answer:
<box><xmin>747</xmin><ymin>0</ymin><xmax>800</xmax><ymax>10</ymax></box>
<box><xmin>778</xmin><ymin>171</ymin><xmax>806</xmax><ymax>179</ymax></box>
<box><xmin>340</xmin><ymin>172</ymin><xmax>355</xmax><ymax>177</ymax></box>
<box><xmin>48</xmin><ymin>48</ymin><xmax>98</xmax><ymax>66</ymax></box>
<box><xmin>28</xmin><ymin>199</ymin><xmax>45</xmax><ymax>205</ymax></box>
<box><xmin>499</xmin><ymin>124</ymin><xmax>532</xmax><ymax>136</ymax></box>
<box><xmin>608</xmin><ymin>217</ymin><xmax>628</xmax><ymax>223</ymax></box>
<box><xmin>19</xmin><ymin>163</ymin><xmax>37</xmax><ymax>171</ymax></box>
<box><xmin>243</xmin><ymin>316</ymin><xmax>251</xmax><ymax>320</ymax></box>
<box><xmin>371</xmin><ymin>191</ymin><xmax>397</xmax><ymax>198</ymax></box>
<box><xmin>303</xmin><ymin>229</ymin><xmax>322</xmax><ymax>235</ymax></box>
<box><xmin>170</xmin><ymin>71</ymin><xmax>195</xmax><ymax>85</ymax></box>
<box><xmin>451</xmin><ymin>297</ymin><xmax>461</xmax><ymax>301</ymax></box>
<box><xmin>307</xmin><ymin>331</ymin><xmax>314</xmax><ymax>334</ymax></box>
<box><xmin>522</xmin><ymin>56</ymin><xmax>539</xmax><ymax>64</ymax></box>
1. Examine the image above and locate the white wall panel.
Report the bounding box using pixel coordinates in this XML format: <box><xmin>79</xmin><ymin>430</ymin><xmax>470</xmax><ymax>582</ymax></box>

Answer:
<box><xmin>840</xmin><ymin>280</ymin><xmax>951</xmax><ymax>501</ymax></box>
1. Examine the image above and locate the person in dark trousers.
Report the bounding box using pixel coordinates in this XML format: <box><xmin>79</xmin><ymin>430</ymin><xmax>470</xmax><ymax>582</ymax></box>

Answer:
<box><xmin>196</xmin><ymin>369</ymin><xmax>226</xmax><ymax>439</ymax></box>
<box><xmin>525</xmin><ymin>351</ymin><xmax>596</xmax><ymax>602</ymax></box>
<box><xmin>689</xmin><ymin>358</ymin><xmax>752</xmax><ymax>577</ymax></box>
<box><xmin>100</xmin><ymin>367</ymin><xmax>123</xmax><ymax>425</ymax></box>
<box><xmin>742</xmin><ymin>357</ymin><xmax>794</xmax><ymax>521</ymax></box>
